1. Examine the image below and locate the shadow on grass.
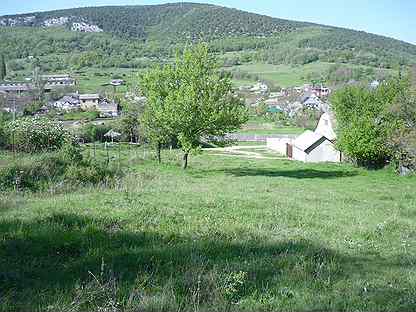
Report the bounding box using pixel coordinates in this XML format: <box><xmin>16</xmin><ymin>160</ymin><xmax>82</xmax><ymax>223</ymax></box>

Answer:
<box><xmin>223</xmin><ymin>167</ymin><xmax>359</xmax><ymax>179</ymax></box>
<box><xmin>0</xmin><ymin>213</ymin><xmax>414</xmax><ymax>311</ymax></box>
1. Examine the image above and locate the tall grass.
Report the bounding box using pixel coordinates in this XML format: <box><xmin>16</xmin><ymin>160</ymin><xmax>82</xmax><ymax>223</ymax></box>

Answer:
<box><xmin>0</xmin><ymin>147</ymin><xmax>415</xmax><ymax>311</ymax></box>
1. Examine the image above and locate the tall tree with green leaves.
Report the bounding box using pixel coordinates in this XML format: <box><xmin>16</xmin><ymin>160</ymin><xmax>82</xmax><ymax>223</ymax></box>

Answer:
<box><xmin>332</xmin><ymin>78</ymin><xmax>408</xmax><ymax>167</ymax></box>
<box><xmin>0</xmin><ymin>54</ymin><xmax>6</xmax><ymax>81</ymax></box>
<box><xmin>168</xmin><ymin>44</ymin><xmax>248</xmax><ymax>169</ymax></box>
<box><xmin>140</xmin><ymin>44</ymin><xmax>248</xmax><ymax>169</ymax></box>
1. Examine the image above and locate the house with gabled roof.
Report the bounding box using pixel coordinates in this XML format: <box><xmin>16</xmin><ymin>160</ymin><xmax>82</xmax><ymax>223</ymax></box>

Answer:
<box><xmin>289</xmin><ymin>113</ymin><xmax>341</xmax><ymax>163</ymax></box>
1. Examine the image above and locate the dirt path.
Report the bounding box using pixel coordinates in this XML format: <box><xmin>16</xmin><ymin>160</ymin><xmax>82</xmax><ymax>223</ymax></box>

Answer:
<box><xmin>204</xmin><ymin>145</ymin><xmax>286</xmax><ymax>160</ymax></box>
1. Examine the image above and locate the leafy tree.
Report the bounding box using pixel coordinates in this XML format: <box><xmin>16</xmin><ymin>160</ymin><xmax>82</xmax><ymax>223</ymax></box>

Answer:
<box><xmin>165</xmin><ymin>44</ymin><xmax>248</xmax><ymax>169</ymax></box>
<box><xmin>0</xmin><ymin>54</ymin><xmax>6</xmax><ymax>81</ymax></box>
<box><xmin>387</xmin><ymin>78</ymin><xmax>416</xmax><ymax>174</ymax></box>
<box><xmin>140</xmin><ymin>44</ymin><xmax>248</xmax><ymax>169</ymax></box>
<box><xmin>332</xmin><ymin>79</ymin><xmax>407</xmax><ymax>167</ymax></box>
<box><xmin>294</xmin><ymin>108</ymin><xmax>321</xmax><ymax>130</ymax></box>
<box><xmin>31</xmin><ymin>67</ymin><xmax>46</xmax><ymax>104</ymax></box>
<box><xmin>140</xmin><ymin>65</ymin><xmax>176</xmax><ymax>163</ymax></box>
<box><xmin>117</xmin><ymin>100</ymin><xmax>144</xmax><ymax>143</ymax></box>
<box><xmin>255</xmin><ymin>101</ymin><xmax>268</xmax><ymax>117</ymax></box>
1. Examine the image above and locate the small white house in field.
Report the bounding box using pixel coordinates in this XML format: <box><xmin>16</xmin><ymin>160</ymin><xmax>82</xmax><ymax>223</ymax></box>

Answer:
<box><xmin>291</xmin><ymin>113</ymin><xmax>341</xmax><ymax>163</ymax></box>
<box><xmin>291</xmin><ymin>130</ymin><xmax>341</xmax><ymax>163</ymax></box>
<box><xmin>267</xmin><ymin>113</ymin><xmax>341</xmax><ymax>163</ymax></box>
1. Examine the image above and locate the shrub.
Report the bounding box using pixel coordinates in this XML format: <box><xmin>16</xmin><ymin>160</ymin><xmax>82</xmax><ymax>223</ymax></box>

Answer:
<box><xmin>59</xmin><ymin>138</ymin><xmax>83</xmax><ymax>164</ymax></box>
<box><xmin>77</xmin><ymin>123</ymin><xmax>113</xmax><ymax>143</ymax></box>
<box><xmin>6</xmin><ymin>117</ymin><xmax>70</xmax><ymax>153</ymax></box>
<box><xmin>63</xmin><ymin>162</ymin><xmax>117</xmax><ymax>185</ymax></box>
<box><xmin>0</xmin><ymin>153</ymin><xmax>67</xmax><ymax>191</ymax></box>
<box><xmin>388</xmin><ymin>90</ymin><xmax>416</xmax><ymax>174</ymax></box>
<box><xmin>0</xmin><ymin>112</ymin><xmax>12</xmax><ymax>149</ymax></box>
<box><xmin>331</xmin><ymin>79</ymin><xmax>407</xmax><ymax>167</ymax></box>
<box><xmin>0</xmin><ymin>140</ymin><xmax>119</xmax><ymax>191</ymax></box>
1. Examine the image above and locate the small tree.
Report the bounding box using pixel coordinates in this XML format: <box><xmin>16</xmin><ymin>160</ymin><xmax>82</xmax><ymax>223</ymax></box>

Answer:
<box><xmin>0</xmin><ymin>54</ymin><xmax>6</xmax><ymax>81</ymax></box>
<box><xmin>140</xmin><ymin>44</ymin><xmax>248</xmax><ymax>169</ymax></box>
<box><xmin>165</xmin><ymin>44</ymin><xmax>248</xmax><ymax>169</ymax></box>
<box><xmin>255</xmin><ymin>100</ymin><xmax>268</xmax><ymax>117</ymax></box>
<box><xmin>140</xmin><ymin>65</ymin><xmax>176</xmax><ymax>163</ymax></box>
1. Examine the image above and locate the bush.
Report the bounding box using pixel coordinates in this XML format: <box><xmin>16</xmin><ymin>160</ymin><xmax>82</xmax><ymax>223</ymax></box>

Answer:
<box><xmin>388</xmin><ymin>90</ymin><xmax>416</xmax><ymax>174</ymax></box>
<box><xmin>6</xmin><ymin>117</ymin><xmax>70</xmax><ymax>153</ymax></box>
<box><xmin>0</xmin><ymin>112</ymin><xmax>12</xmax><ymax>149</ymax></box>
<box><xmin>331</xmin><ymin>79</ymin><xmax>407</xmax><ymax>167</ymax></box>
<box><xmin>63</xmin><ymin>162</ymin><xmax>117</xmax><ymax>185</ymax></box>
<box><xmin>78</xmin><ymin>123</ymin><xmax>113</xmax><ymax>143</ymax></box>
<box><xmin>0</xmin><ymin>141</ymin><xmax>120</xmax><ymax>191</ymax></box>
<box><xmin>0</xmin><ymin>153</ymin><xmax>67</xmax><ymax>191</ymax></box>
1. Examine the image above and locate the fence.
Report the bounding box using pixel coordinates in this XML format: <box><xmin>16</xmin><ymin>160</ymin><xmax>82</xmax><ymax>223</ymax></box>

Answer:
<box><xmin>225</xmin><ymin>133</ymin><xmax>298</xmax><ymax>142</ymax></box>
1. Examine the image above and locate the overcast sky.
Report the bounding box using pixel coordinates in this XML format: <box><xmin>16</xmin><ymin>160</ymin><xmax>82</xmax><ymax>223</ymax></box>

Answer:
<box><xmin>1</xmin><ymin>0</ymin><xmax>415</xmax><ymax>44</ymax></box>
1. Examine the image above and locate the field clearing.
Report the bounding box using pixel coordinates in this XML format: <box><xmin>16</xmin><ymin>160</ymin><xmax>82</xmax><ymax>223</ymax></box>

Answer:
<box><xmin>239</xmin><ymin>117</ymin><xmax>305</xmax><ymax>136</ymax></box>
<box><xmin>231</xmin><ymin>62</ymin><xmax>394</xmax><ymax>88</ymax></box>
<box><xmin>1</xmin><ymin>145</ymin><xmax>416</xmax><ymax>311</ymax></box>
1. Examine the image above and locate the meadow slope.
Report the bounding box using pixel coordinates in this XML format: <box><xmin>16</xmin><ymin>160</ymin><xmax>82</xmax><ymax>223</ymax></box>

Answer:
<box><xmin>1</xmin><ymin>147</ymin><xmax>416</xmax><ymax>311</ymax></box>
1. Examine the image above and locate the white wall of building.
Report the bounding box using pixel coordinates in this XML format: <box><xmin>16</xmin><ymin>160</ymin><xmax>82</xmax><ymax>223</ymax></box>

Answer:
<box><xmin>305</xmin><ymin>140</ymin><xmax>341</xmax><ymax>162</ymax></box>
<box><xmin>266</xmin><ymin>138</ymin><xmax>293</xmax><ymax>155</ymax></box>
<box><xmin>292</xmin><ymin>146</ymin><xmax>307</xmax><ymax>162</ymax></box>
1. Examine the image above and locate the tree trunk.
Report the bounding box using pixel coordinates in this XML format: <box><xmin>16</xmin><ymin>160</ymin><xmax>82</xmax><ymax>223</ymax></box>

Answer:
<box><xmin>182</xmin><ymin>152</ymin><xmax>189</xmax><ymax>170</ymax></box>
<box><xmin>156</xmin><ymin>142</ymin><xmax>161</xmax><ymax>164</ymax></box>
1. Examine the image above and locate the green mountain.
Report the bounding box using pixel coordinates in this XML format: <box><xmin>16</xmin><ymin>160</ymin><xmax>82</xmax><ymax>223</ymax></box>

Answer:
<box><xmin>0</xmin><ymin>3</ymin><xmax>311</xmax><ymax>40</ymax></box>
<box><xmin>0</xmin><ymin>2</ymin><xmax>415</xmax><ymax>84</ymax></box>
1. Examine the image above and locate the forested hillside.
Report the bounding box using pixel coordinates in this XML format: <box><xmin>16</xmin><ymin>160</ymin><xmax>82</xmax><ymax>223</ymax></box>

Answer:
<box><xmin>0</xmin><ymin>2</ymin><xmax>415</xmax><ymax>82</ymax></box>
<box><xmin>0</xmin><ymin>3</ymin><xmax>310</xmax><ymax>40</ymax></box>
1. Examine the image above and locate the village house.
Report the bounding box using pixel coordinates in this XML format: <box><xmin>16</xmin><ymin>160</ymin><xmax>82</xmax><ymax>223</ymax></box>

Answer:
<box><xmin>267</xmin><ymin>113</ymin><xmax>341</xmax><ymax>163</ymax></box>
<box><xmin>50</xmin><ymin>93</ymin><xmax>118</xmax><ymax>117</ymax></box>
<box><xmin>250</xmin><ymin>82</ymin><xmax>268</xmax><ymax>94</ymax></box>
<box><xmin>42</xmin><ymin>74</ymin><xmax>76</xmax><ymax>87</ymax></box>
<box><xmin>79</xmin><ymin>94</ymin><xmax>100</xmax><ymax>110</ymax></box>
<box><xmin>97</xmin><ymin>99</ymin><xmax>118</xmax><ymax>117</ymax></box>
<box><xmin>0</xmin><ymin>82</ymin><xmax>32</xmax><ymax>94</ymax></box>
<box><xmin>50</xmin><ymin>94</ymin><xmax>80</xmax><ymax>111</ymax></box>
<box><xmin>289</xmin><ymin>129</ymin><xmax>340</xmax><ymax>163</ymax></box>
<box><xmin>312</xmin><ymin>85</ymin><xmax>330</xmax><ymax>97</ymax></box>
<box><xmin>370</xmin><ymin>80</ymin><xmax>380</xmax><ymax>89</ymax></box>
<box><xmin>301</xmin><ymin>93</ymin><xmax>323</xmax><ymax>109</ymax></box>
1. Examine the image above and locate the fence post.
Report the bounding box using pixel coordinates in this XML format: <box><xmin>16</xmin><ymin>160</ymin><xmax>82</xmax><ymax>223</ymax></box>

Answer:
<box><xmin>118</xmin><ymin>142</ymin><xmax>121</xmax><ymax>169</ymax></box>
<box><xmin>105</xmin><ymin>142</ymin><xmax>109</xmax><ymax>166</ymax></box>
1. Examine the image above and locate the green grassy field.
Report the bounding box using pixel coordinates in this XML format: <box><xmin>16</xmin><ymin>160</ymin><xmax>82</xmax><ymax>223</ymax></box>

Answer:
<box><xmin>1</xmin><ymin>145</ymin><xmax>416</xmax><ymax>311</ymax></box>
<box><xmin>239</xmin><ymin>117</ymin><xmax>305</xmax><ymax>136</ymax></box>
<box><xmin>230</xmin><ymin>62</ymin><xmax>393</xmax><ymax>88</ymax></box>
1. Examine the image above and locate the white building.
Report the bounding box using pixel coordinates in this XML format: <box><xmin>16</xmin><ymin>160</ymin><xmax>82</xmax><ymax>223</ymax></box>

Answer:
<box><xmin>290</xmin><ymin>130</ymin><xmax>341</xmax><ymax>163</ymax></box>
<box><xmin>267</xmin><ymin>113</ymin><xmax>341</xmax><ymax>163</ymax></box>
<box><xmin>80</xmin><ymin>94</ymin><xmax>100</xmax><ymax>110</ymax></box>
<box><xmin>266</xmin><ymin>137</ymin><xmax>294</xmax><ymax>155</ymax></box>
<box><xmin>98</xmin><ymin>100</ymin><xmax>118</xmax><ymax>117</ymax></box>
<box><xmin>50</xmin><ymin>95</ymin><xmax>80</xmax><ymax>111</ymax></box>
<box><xmin>250</xmin><ymin>82</ymin><xmax>268</xmax><ymax>94</ymax></box>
